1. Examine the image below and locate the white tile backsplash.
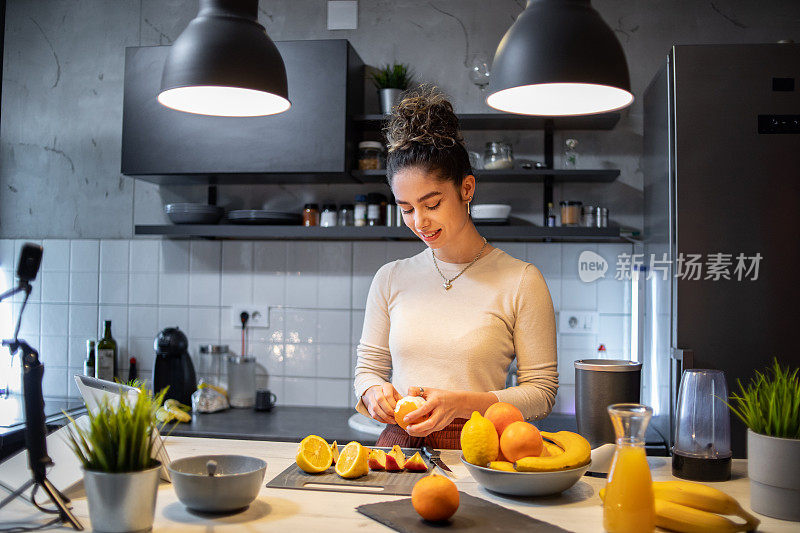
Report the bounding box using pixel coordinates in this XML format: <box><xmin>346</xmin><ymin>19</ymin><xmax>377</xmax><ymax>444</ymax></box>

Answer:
<box><xmin>18</xmin><ymin>238</ymin><xmax>630</xmax><ymax>405</ymax></box>
<box><xmin>41</xmin><ymin>240</ymin><xmax>71</xmax><ymax>271</ymax></box>
<box><xmin>69</xmin><ymin>271</ymin><xmax>98</xmax><ymax>304</ymax></box>
<box><xmin>70</xmin><ymin>240</ymin><xmax>99</xmax><ymax>272</ymax></box>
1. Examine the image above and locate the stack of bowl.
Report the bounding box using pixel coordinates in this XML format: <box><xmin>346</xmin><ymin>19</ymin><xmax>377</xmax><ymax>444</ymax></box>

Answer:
<box><xmin>165</xmin><ymin>203</ymin><xmax>224</xmax><ymax>224</ymax></box>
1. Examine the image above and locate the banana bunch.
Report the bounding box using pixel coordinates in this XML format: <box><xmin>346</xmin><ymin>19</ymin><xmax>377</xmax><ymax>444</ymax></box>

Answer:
<box><xmin>515</xmin><ymin>431</ymin><xmax>591</xmax><ymax>472</ymax></box>
<box><xmin>599</xmin><ymin>480</ymin><xmax>760</xmax><ymax>533</ymax></box>
<box><xmin>155</xmin><ymin>398</ymin><xmax>192</xmax><ymax>423</ymax></box>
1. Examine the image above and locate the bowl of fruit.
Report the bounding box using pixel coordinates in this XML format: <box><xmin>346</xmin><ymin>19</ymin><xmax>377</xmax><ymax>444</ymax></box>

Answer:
<box><xmin>460</xmin><ymin>403</ymin><xmax>592</xmax><ymax>497</ymax></box>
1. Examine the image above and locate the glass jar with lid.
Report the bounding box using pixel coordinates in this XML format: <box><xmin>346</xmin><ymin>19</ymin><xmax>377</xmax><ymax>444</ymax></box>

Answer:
<box><xmin>358</xmin><ymin>141</ymin><xmax>384</xmax><ymax>170</ymax></box>
<box><xmin>560</xmin><ymin>200</ymin><xmax>582</xmax><ymax>226</ymax></box>
<box><xmin>484</xmin><ymin>141</ymin><xmax>514</xmax><ymax>170</ymax></box>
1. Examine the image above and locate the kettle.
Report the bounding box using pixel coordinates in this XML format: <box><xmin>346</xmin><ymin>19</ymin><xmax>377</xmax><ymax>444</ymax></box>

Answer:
<box><xmin>152</xmin><ymin>327</ymin><xmax>197</xmax><ymax>405</ymax></box>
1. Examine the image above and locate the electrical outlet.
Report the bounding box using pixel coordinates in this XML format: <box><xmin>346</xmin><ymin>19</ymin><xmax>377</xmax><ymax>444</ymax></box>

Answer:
<box><xmin>231</xmin><ymin>305</ymin><xmax>270</xmax><ymax>328</ymax></box>
<box><xmin>558</xmin><ymin>311</ymin><xmax>598</xmax><ymax>334</ymax></box>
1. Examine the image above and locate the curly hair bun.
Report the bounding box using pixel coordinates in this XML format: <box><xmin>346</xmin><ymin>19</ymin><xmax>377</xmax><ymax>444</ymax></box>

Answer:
<box><xmin>384</xmin><ymin>84</ymin><xmax>464</xmax><ymax>153</ymax></box>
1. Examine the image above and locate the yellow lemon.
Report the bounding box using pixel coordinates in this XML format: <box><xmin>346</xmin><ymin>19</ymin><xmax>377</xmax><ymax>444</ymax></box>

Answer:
<box><xmin>295</xmin><ymin>435</ymin><xmax>333</xmax><ymax>474</ymax></box>
<box><xmin>335</xmin><ymin>441</ymin><xmax>369</xmax><ymax>479</ymax></box>
<box><xmin>460</xmin><ymin>411</ymin><xmax>499</xmax><ymax>466</ymax></box>
<box><xmin>488</xmin><ymin>461</ymin><xmax>517</xmax><ymax>472</ymax></box>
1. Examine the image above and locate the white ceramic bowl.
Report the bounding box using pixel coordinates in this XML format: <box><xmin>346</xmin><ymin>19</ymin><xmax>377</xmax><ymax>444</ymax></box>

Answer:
<box><xmin>470</xmin><ymin>204</ymin><xmax>511</xmax><ymax>220</ymax></box>
<box><xmin>461</xmin><ymin>456</ymin><xmax>591</xmax><ymax>496</ymax></box>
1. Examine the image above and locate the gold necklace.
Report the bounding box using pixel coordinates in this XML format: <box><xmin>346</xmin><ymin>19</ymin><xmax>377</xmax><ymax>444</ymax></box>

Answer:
<box><xmin>431</xmin><ymin>238</ymin><xmax>488</xmax><ymax>290</ymax></box>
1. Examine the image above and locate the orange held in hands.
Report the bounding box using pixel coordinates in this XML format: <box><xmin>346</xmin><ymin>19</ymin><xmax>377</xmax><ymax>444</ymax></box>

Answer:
<box><xmin>412</xmin><ymin>474</ymin><xmax>460</xmax><ymax>522</ymax></box>
<box><xmin>484</xmin><ymin>402</ymin><xmax>525</xmax><ymax>438</ymax></box>
<box><xmin>395</xmin><ymin>396</ymin><xmax>428</xmax><ymax>429</ymax></box>
<box><xmin>500</xmin><ymin>421</ymin><xmax>544</xmax><ymax>462</ymax></box>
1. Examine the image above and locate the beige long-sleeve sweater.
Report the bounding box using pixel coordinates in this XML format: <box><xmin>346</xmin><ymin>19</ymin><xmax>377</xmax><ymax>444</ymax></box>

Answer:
<box><xmin>354</xmin><ymin>247</ymin><xmax>559</xmax><ymax>420</ymax></box>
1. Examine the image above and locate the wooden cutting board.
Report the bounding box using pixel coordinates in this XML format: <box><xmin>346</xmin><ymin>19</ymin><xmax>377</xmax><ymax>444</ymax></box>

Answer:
<box><xmin>265</xmin><ymin>446</ymin><xmax>434</xmax><ymax>496</ymax></box>
<box><xmin>357</xmin><ymin>492</ymin><xmax>573</xmax><ymax>532</ymax></box>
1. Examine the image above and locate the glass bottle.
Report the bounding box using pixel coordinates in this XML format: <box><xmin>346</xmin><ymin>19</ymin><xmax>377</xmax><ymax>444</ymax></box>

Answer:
<box><xmin>302</xmin><ymin>203</ymin><xmax>319</xmax><ymax>226</ymax></box>
<box><xmin>83</xmin><ymin>340</ymin><xmax>96</xmax><ymax>377</ymax></box>
<box><xmin>603</xmin><ymin>403</ymin><xmax>655</xmax><ymax>533</ymax></box>
<box><xmin>564</xmin><ymin>138</ymin><xmax>579</xmax><ymax>167</ymax></box>
<box><xmin>354</xmin><ymin>195</ymin><xmax>368</xmax><ymax>227</ymax></box>
<box><xmin>128</xmin><ymin>357</ymin><xmax>138</xmax><ymax>383</ymax></box>
<box><xmin>96</xmin><ymin>320</ymin><xmax>118</xmax><ymax>381</ymax></box>
<box><xmin>546</xmin><ymin>202</ymin><xmax>556</xmax><ymax>227</ymax></box>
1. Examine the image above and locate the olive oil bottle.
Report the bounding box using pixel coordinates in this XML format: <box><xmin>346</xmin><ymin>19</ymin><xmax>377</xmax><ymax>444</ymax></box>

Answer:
<box><xmin>96</xmin><ymin>320</ymin><xmax>117</xmax><ymax>381</ymax></box>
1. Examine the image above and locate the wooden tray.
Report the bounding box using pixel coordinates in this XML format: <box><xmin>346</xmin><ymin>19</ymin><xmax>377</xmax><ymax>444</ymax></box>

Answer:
<box><xmin>265</xmin><ymin>446</ymin><xmax>433</xmax><ymax>496</ymax></box>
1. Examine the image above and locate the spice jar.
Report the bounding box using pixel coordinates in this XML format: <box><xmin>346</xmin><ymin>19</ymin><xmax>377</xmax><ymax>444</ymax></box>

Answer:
<box><xmin>596</xmin><ymin>207</ymin><xmax>609</xmax><ymax>228</ymax></box>
<box><xmin>354</xmin><ymin>195</ymin><xmax>367</xmax><ymax>227</ymax></box>
<box><xmin>338</xmin><ymin>204</ymin><xmax>355</xmax><ymax>226</ymax></box>
<box><xmin>320</xmin><ymin>204</ymin><xmax>337</xmax><ymax>227</ymax></box>
<box><xmin>302</xmin><ymin>203</ymin><xmax>319</xmax><ymax>226</ymax></box>
<box><xmin>358</xmin><ymin>141</ymin><xmax>384</xmax><ymax>170</ymax></box>
<box><xmin>582</xmin><ymin>205</ymin><xmax>596</xmax><ymax>227</ymax></box>
<box><xmin>560</xmin><ymin>200</ymin><xmax>582</xmax><ymax>226</ymax></box>
<box><xmin>484</xmin><ymin>142</ymin><xmax>513</xmax><ymax>170</ymax></box>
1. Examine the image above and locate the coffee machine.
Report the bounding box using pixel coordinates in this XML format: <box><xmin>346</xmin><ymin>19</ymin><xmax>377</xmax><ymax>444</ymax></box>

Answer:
<box><xmin>152</xmin><ymin>327</ymin><xmax>197</xmax><ymax>405</ymax></box>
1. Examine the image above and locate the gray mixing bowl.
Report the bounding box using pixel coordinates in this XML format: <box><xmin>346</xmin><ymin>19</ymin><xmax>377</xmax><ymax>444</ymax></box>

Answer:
<box><xmin>168</xmin><ymin>455</ymin><xmax>267</xmax><ymax>513</ymax></box>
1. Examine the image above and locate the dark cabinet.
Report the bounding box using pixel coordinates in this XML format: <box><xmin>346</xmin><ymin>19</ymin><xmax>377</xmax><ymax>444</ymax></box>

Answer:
<box><xmin>121</xmin><ymin>40</ymin><xmax>364</xmax><ymax>183</ymax></box>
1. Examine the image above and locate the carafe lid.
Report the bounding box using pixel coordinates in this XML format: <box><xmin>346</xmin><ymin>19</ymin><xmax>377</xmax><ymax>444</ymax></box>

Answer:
<box><xmin>575</xmin><ymin>359</ymin><xmax>642</xmax><ymax>372</ymax></box>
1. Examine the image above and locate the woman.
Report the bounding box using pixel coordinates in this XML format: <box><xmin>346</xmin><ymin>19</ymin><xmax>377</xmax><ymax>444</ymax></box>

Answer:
<box><xmin>353</xmin><ymin>85</ymin><xmax>558</xmax><ymax>449</ymax></box>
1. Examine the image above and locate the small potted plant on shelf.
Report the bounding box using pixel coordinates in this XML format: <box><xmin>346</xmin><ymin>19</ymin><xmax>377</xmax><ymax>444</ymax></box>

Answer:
<box><xmin>66</xmin><ymin>388</ymin><xmax>168</xmax><ymax>532</ymax></box>
<box><xmin>370</xmin><ymin>63</ymin><xmax>413</xmax><ymax>114</ymax></box>
<box><xmin>728</xmin><ymin>359</ymin><xmax>800</xmax><ymax>522</ymax></box>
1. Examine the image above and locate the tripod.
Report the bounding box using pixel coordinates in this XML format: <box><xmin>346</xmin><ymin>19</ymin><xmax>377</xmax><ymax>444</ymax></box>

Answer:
<box><xmin>0</xmin><ymin>244</ymin><xmax>83</xmax><ymax>530</ymax></box>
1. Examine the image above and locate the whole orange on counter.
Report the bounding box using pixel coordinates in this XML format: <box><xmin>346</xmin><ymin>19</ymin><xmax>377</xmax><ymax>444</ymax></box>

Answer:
<box><xmin>500</xmin><ymin>421</ymin><xmax>543</xmax><ymax>462</ymax></box>
<box><xmin>394</xmin><ymin>396</ymin><xmax>429</xmax><ymax>429</ymax></box>
<box><xmin>412</xmin><ymin>474</ymin><xmax>460</xmax><ymax>522</ymax></box>
<box><xmin>484</xmin><ymin>402</ymin><xmax>525</xmax><ymax>438</ymax></box>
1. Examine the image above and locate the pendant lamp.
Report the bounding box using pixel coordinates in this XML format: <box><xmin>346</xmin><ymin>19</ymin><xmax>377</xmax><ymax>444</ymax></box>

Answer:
<box><xmin>487</xmin><ymin>0</ymin><xmax>633</xmax><ymax>116</ymax></box>
<box><xmin>158</xmin><ymin>0</ymin><xmax>290</xmax><ymax>117</ymax></box>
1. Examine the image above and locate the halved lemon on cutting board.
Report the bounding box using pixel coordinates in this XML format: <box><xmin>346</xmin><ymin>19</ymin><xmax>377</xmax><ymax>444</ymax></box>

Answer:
<box><xmin>296</xmin><ymin>435</ymin><xmax>333</xmax><ymax>474</ymax></box>
<box><xmin>335</xmin><ymin>441</ymin><xmax>369</xmax><ymax>479</ymax></box>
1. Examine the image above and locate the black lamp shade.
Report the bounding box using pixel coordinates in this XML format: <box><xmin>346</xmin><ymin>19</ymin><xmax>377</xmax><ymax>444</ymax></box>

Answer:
<box><xmin>158</xmin><ymin>0</ymin><xmax>290</xmax><ymax>117</ymax></box>
<box><xmin>487</xmin><ymin>0</ymin><xmax>633</xmax><ymax>116</ymax></box>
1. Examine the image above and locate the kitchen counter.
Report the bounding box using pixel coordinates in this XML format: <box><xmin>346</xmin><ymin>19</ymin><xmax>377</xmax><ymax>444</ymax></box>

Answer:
<box><xmin>2</xmin><ymin>436</ymin><xmax>795</xmax><ymax>532</ymax></box>
<box><xmin>168</xmin><ymin>406</ymin><xmax>379</xmax><ymax>445</ymax></box>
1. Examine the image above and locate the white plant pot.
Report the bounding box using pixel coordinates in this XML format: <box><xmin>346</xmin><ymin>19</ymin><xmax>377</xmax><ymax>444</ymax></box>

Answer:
<box><xmin>747</xmin><ymin>429</ymin><xmax>800</xmax><ymax>521</ymax></box>
<box><xmin>83</xmin><ymin>463</ymin><xmax>161</xmax><ymax>532</ymax></box>
<box><xmin>379</xmin><ymin>88</ymin><xmax>403</xmax><ymax>115</ymax></box>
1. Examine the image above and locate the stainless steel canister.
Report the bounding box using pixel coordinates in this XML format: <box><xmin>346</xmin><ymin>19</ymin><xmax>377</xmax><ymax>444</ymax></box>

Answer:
<box><xmin>574</xmin><ymin>359</ymin><xmax>642</xmax><ymax>447</ymax></box>
<box><xmin>596</xmin><ymin>207</ymin><xmax>608</xmax><ymax>228</ymax></box>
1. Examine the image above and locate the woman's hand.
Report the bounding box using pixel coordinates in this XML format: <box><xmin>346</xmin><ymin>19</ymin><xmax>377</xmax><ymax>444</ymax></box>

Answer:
<box><xmin>362</xmin><ymin>383</ymin><xmax>402</xmax><ymax>424</ymax></box>
<box><xmin>403</xmin><ymin>387</ymin><xmax>499</xmax><ymax>437</ymax></box>
<box><xmin>403</xmin><ymin>387</ymin><xmax>462</xmax><ymax>437</ymax></box>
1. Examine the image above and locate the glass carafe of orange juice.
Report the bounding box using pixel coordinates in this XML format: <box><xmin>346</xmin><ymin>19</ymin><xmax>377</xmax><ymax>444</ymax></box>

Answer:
<box><xmin>603</xmin><ymin>403</ymin><xmax>655</xmax><ymax>533</ymax></box>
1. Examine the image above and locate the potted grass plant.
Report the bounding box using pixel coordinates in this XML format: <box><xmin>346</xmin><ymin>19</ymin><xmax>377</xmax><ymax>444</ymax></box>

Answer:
<box><xmin>371</xmin><ymin>63</ymin><xmax>413</xmax><ymax>114</ymax></box>
<box><xmin>728</xmin><ymin>359</ymin><xmax>800</xmax><ymax>522</ymax></box>
<box><xmin>65</xmin><ymin>388</ymin><xmax>168</xmax><ymax>532</ymax></box>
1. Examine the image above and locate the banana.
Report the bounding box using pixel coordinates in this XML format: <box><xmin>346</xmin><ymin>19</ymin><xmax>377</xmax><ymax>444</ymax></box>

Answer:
<box><xmin>598</xmin><ymin>483</ymin><xmax>760</xmax><ymax>533</ymax></box>
<box><xmin>541</xmin><ymin>440</ymin><xmax>564</xmax><ymax>457</ymax></box>
<box><xmin>515</xmin><ymin>431</ymin><xmax>590</xmax><ymax>471</ymax></box>
<box><xmin>653</xmin><ymin>481</ymin><xmax>759</xmax><ymax>529</ymax></box>
<box><xmin>655</xmin><ymin>499</ymin><xmax>753</xmax><ymax>533</ymax></box>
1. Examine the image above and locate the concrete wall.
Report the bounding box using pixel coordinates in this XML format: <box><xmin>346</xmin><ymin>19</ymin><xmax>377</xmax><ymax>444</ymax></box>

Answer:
<box><xmin>2</xmin><ymin>0</ymin><xmax>798</xmax><ymax>237</ymax></box>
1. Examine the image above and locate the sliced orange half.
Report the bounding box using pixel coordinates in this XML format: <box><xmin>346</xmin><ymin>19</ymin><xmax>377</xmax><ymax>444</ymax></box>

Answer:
<box><xmin>335</xmin><ymin>441</ymin><xmax>369</xmax><ymax>479</ymax></box>
<box><xmin>296</xmin><ymin>435</ymin><xmax>333</xmax><ymax>474</ymax></box>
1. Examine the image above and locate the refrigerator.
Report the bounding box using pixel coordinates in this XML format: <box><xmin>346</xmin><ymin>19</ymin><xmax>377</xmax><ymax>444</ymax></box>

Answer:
<box><xmin>642</xmin><ymin>44</ymin><xmax>800</xmax><ymax>457</ymax></box>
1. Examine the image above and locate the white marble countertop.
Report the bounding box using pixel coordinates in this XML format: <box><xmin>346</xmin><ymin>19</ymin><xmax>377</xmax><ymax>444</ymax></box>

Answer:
<box><xmin>2</xmin><ymin>436</ymin><xmax>797</xmax><ymax>532</ymax></box>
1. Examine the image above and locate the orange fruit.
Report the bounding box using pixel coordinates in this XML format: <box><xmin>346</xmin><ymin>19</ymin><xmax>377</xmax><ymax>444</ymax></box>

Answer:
<box><xmin>484</xmin><ymin>402</ymin><xmax>525</xmax><ymax>438</ymax></box>
<box><xmin>394</xmin><ymin>396</ymin><xmax>428</xmax><ymax>429</ymax></box>
<box><xmin>412</xmin><ymin>474</ymin><xmax>460</xmax><ymax>522</ymax></box>
<box><xmin>499</xmin><ymin>421</ymin><xmax>543</xmax><ymax>462</ymax></box>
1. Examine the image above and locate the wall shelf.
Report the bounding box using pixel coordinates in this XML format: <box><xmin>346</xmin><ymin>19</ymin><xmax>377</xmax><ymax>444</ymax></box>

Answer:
<box><xmin>352</xmin><ymin>112</ymin><xmax>621</xmax><ymax>131</ymax></box>
<box><xmin>351</xmin><ymin>168</ymin><xmax>620</xmax><ymax>184</ymax></box>
<box><xmin>134</xmin><ymin>224</ymin><xmax>623</xmax><ymax>242</ymax></box>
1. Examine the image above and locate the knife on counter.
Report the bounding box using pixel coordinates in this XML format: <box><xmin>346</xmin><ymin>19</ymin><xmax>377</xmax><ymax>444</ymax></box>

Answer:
<box><xmin>421</xmin><ymin>446</ymin><xmax>456</xmax><ymax>478</ymax></box>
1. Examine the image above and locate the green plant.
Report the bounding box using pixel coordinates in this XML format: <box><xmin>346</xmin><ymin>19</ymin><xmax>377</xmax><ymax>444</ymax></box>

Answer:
<box><xmin>65</xmin><ymin>388</ymin><xmax>169</xmax><ymax>473</ymax></box>
<box><xmin>370</xmin><ymin>63</ymin><xmax>413</xmax><ymax>90</ymax></box>
<box><xmin>728</xmin><ymin>359</ymin><xmax>800</xmax><ymax>439</ymax></box>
